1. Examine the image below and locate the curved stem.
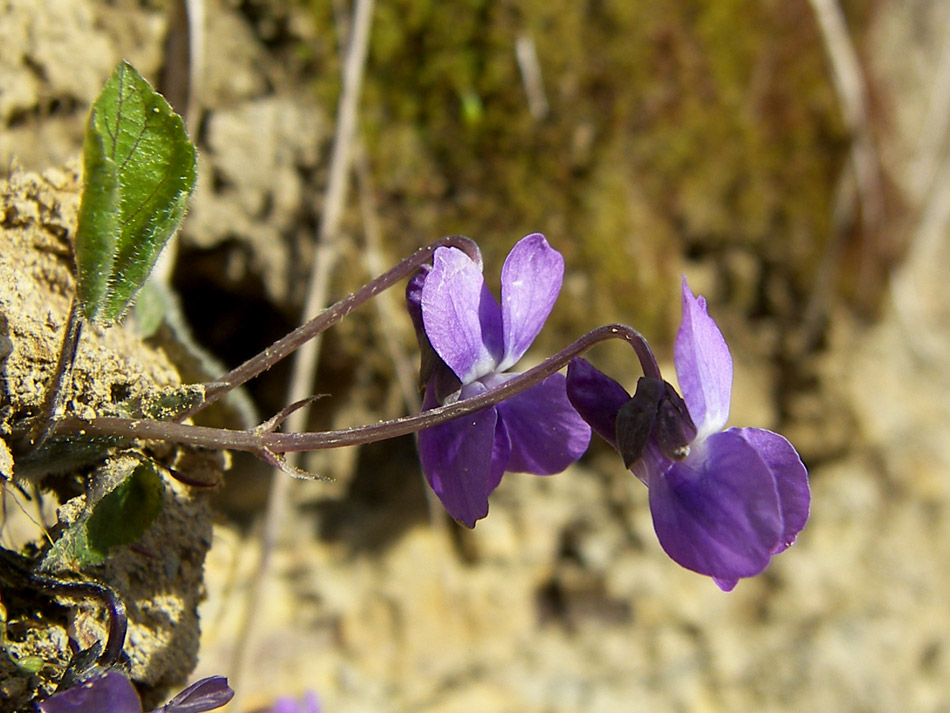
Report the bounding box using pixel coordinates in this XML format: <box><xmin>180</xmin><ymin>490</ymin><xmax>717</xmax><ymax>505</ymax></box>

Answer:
<box><xmin>18</xmin><ymin>295</ymin><xmax>83</xmax><ymax>455</ymax></box>
<box><xmin>54</xmin><ymin>324</ymin><xmax>657</xmax><ymax>460</ymax></box>
<box><xmin>270</xmin><ymin>323</ymin><xmax>658</xmax><ymax>451</ymax></box>
<box><xmin>30</xmin><ymin>575</ymin><xmax>128</xmax><ymax>667</ymax></box>
<box><xmin>175</xmin><ymin>234</ymin><xmax>481</xmax><ymax>421</ymax></box>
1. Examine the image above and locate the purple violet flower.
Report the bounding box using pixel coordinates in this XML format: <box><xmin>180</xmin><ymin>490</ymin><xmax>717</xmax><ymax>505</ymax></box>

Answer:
<box><xmin>407</xmin><ymin>233</ymin><xmax>592</xmax><ymax>527</ymax></box>
<box><xmin>566</xmin><ymin>277</ymin><xmax>810</xmax><ymax>590</ymax></box>
<box><xmin>157</xmin><ymin>676</ymin><xmax>235</xmax><ymax>713</ymax></box>
<box><xmin>38</xmin><ymin>672</ymin><xmax>234</xmax><ymax>713</ymax></box>
<box><xmin>38</xmin><ymin>671</ymin><xmax>143</xmax><ymax>713</ymax></box>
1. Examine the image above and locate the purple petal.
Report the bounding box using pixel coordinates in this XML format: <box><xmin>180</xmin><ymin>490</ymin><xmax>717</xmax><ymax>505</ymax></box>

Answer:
<box><xmin>302</xmin><ymin>691</ymin><xmax>322</xmax><ymax>713</ymax></box>
<box><xmin>713</xmin><ymin>577</ymin><xmax>739</xmax><ymax>592</ymax></box>
<box><xmin>566</xmin><ymin>357</ymin><xmax>631</xmax><ymax>449</ymax></box>
<box><xmin>421</xmin><ymin>247</ymin><xmax>503</xmax><ymax>384</ymax></box>
<box><xmin>418</xmin><ymin>382</ymin><xmax>510</xmax><ymax>527</ymax></box>
<box><xmin>406</xmin><ymin>239</ymin><xmax>483</xmax><ymax>334</ymax></box>
<box><xmin>737</xmin><ymin>428</ymin><xmax>810</xmax><ymax>553</ymax></box>
<box><xmin>158</xmin><ymin>677</ymin><xmax>234</xmax><ymax>713</ymax></box>
<box><xmin>497</xmin><ymin>234</ymin><xmax>564</xmax><ymax>371</ymax></box>
<box><xmin>39</xmin><ymin>672</ymin><xmax>143</xmax><ymax>713</ymax></box>
<box><xmin>266</xmin><ymin>693</ymin><xmax>320</xmax><ymax>713</ymax></box>
<box><xmin>648</xmin><ymin>430</ymin><xmax>783</xmax><ymax>581</ymax></box>
<box><xmin>405</xmin><ymin>264</ymin><xmax>430</xmax><ymax>338</ymax></box>
<box><xmin>268</xmin><ymin>700</ymin><xmax>300</xmax><ymax>713</ymax></box>
<box><xmin>630</xmin><ymin>441</ymin><xmax>672</xmax><ymax>488</ymax></box>
<box><xmin>674</xmin><ymin>277</ymin><xmax>733</xmax><ymax>435</ymax></box>
<box><xmin>407</xmin><ymin>264</ymin><xmax>453</xmax><ymax>390</ymax></box>
<box><xmin>493</xmin><ymin>372</ymin><xmax>591</xmax><ymax>474</ymax></box>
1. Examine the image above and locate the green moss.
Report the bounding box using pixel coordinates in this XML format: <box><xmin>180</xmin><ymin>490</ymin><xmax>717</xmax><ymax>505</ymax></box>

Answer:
<box><xmin>294</xmin><ymin>0</ymin><xmax>851</xmax><ymax>344</ymax></box>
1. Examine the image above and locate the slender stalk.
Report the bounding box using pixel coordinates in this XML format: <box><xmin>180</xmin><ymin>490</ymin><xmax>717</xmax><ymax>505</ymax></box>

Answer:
<box><xmin>19</xmin><ymin>295</ymin><xmax>83</xmax><ymax>454</ymax></box>
<box><xmin>269</xmin><ymin>323</ymin><xmax>659</xmax><ymax>451</ymax></box>
<box><xmin>30</xmin><ymin>575</ymin><xmax>128</xmax><ymax>667</ymax></box>
<box><xmin>54</xmin><ymin>324</ymin><xmax>657</xmax><ymax>464</ymax></box>
<box><xmin>175</xmin><ymin>234</ymin><xmax>479</xmax><ymax>422</ymax></box>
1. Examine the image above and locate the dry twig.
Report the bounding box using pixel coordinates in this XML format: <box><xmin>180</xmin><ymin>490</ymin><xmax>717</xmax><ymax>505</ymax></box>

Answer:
<box><xmin>804</xmin><ymin>0</ymin><xmax>884</xmax><ymax>341</ymax></box>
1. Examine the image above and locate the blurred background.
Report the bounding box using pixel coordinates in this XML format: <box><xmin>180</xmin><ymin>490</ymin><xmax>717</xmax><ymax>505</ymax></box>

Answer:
<box><xmin>3</xmin><ymin>0</ymin><xmax>950</xmax><ymax>710</ymax></box>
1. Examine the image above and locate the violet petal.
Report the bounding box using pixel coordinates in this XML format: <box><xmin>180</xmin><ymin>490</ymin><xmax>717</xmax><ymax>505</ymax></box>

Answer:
<box><xmin>566</xmin><ymin>357</ymin><xmax>630</xmax><ymax>449</ymax></box>
<box><xmin>493</xmin><ymin>372</ymin><xmax>591</xmax><ymax>474</ymax></box>
<box><xmin>737</xmin><ymin>427</ymin><xmax>810</xmax><ymax>554</ymax></box>
<box><xmin>158</xmin><ymin>676</ymin><xmax>234</xmax><ymax>713</ymax></box>
<box><xmin>302</xmin><ymin>691</ymin><xmax>322</xmax><ymax>713</ymax></box>
<box><xmin>497</xmin><ymin>233</ymin><xmax>564</xmax><ymax>371</ymax></box>
<box><xmin>418</xmin><ymin>383</ymin><xmax>509</xmax><ymax>527</ymax></box>
<box><xmin>266</xmin><ymin>692</ymin><xmax>321</xmax><ymax>713</ymax></box>
<box><xmin>630</xmin><ymin>442</ymin><xmax>671</xmax><ymax>489</ymax></box>
<box><xmin>674</xmin><ymin>277</ymin><xmax>733</xmax><ymax>435</ymax></box>
<box><xmin>268</xmin><ymin>701</ymin><xmax>300</xmax><ymax>713</ymax></box>
<box><xmin>648</xmin><ymin>430</ymin><xmax>783</xmax><ymax>581</ymax></box>
<box><xmin>713</xmin><ymin>577</ymin><xmax>739</xmax><ymax>592</ymax></box>
<box><xmin>39</xmin><ymin>672</ymin><xmax>143</xmax><ymax>713</ymax></box>
<box><xmin>421</xmin><ymin>247</ymin><xmax>503</xmax><ymax>384</ymax></box>
<box><xmin>404</xmin><ymin>264</ymin><xmax>430</xmax><ymax>338</ymax></box>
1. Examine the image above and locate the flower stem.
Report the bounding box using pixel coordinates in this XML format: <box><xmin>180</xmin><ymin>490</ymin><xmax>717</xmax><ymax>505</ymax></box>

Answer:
<box><xmin>17</xmin><ymin>295</ymin><xmax>83</xmax><ymax>455</ymax></box>
<box><xmin>53</xmin><ymin>324</ymin><xmax>658</xmax><ymax>465</ymax></box>
<box><xmin>267</xmin><ymin>323</ymin><xmax>660</xmax><ymax>450</ymax></box>
<box><xmin>175</xmin><ymin>234</ymin><xmax>481</xmax><ymax>422</ymax></box>
<box><xmin>33</xmin><ymin>576</ymin><xmax>128</xmax><ymax>668</ymax></box>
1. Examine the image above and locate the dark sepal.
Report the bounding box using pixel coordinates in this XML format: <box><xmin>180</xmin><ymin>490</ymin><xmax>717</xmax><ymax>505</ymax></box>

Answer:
<box><xmin>615</xmin><ymin>377</ymin><xmax>664</xmax><ymax>469</ymax></box>
<box><xmin>615</xmin><ymin>377</ymin><xmax>697</xmax><ymax>469</ymax></box>
<box><xmin>654</xmin><ymin>381</ymin><xmax>697</xmax><ymax>461</ymax></box>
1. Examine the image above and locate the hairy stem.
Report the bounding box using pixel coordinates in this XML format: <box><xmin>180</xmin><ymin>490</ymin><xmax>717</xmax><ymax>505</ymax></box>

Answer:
<box><xmin>175</xmin><ymin>234</ymin><xmax>480</xmax><ymax>422</ymax></box>
<box><xmin>54</xmin><ymin>324</ymin><xmax>657</xmax><ymax>465</ymax></box>
<box><xmin>18</xmin><ymin>295</ymin><xmax>83</xmax><ymax>455</ymax></box>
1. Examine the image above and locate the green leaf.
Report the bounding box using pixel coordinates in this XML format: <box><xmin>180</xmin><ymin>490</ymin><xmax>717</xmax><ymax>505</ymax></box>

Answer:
<box><xmin>42</xmin><ymin>460</ymin><xmax>164</xmax><ymax>569</ymax></box>
<box><xmin>133</xmin><ymin>278</ymin><xmax>172</xmax><ymax>337</ymax></box>
<box><xmin>75</xmin><ymin>61</ymin><xmax>197</xmax><ymax>323</ymax></box>
<box><xmin>86</xmin><ymin>461</ymin><xmax>164</xmax><ymax>555</ymax></box>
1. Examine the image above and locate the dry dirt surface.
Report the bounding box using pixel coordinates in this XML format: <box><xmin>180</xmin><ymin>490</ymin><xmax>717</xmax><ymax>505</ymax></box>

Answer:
<box><xmin>0</xmin><ymin>164</ymin><xmax>221</xmax><ymax>709</ymax></box>
<box><xmin>3</xmin><ymin>1</ymin><xmax>950</xmax><ymax>712</ymax></box>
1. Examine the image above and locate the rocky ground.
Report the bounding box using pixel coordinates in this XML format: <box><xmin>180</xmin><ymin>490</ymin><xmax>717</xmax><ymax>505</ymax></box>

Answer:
<box><xmin>2</xmin><ymin>0</ymin><xmax>950</xmax><ymax>711</ymax></box>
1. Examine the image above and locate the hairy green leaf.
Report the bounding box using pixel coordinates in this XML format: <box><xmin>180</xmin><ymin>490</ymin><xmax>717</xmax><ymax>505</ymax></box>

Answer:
<box><xmin>86</xmin><ymin>461</ymin><xmax>164</xmax><ymax>556</ymax></box>
<box><xmin>75</xmin><ymin>61</ymin><xmax>196</xmax><ymax>323</ymax></box>
<box><xmin>43</xmin><ymin>460</ymin><xmax>164</xmax><ymax>569</ymax></box>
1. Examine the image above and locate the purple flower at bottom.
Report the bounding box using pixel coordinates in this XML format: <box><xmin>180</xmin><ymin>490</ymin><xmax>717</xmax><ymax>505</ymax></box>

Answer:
<box><xmin>38</xmin><ymin>672</ymin><xmax>233</xmax><ymax>713</ymax></box>
<box><xmin>407</xmin><ymin>233</ymin><xmax>591</xmax><ymax>527</ymax></box>
<box><xmin>38</xmin><ymin>672</ymin><xmax>143</xmax><ymax>713</ymax></box>
<box><xmin>157</xmin><ymin>676</ymin><xmax>235</xmax><ymax>713</ymax></box>
<box><xmin>567</xmin><ymin>278</ymin><xmax>810</xmax><ymax>590</ymax></box>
